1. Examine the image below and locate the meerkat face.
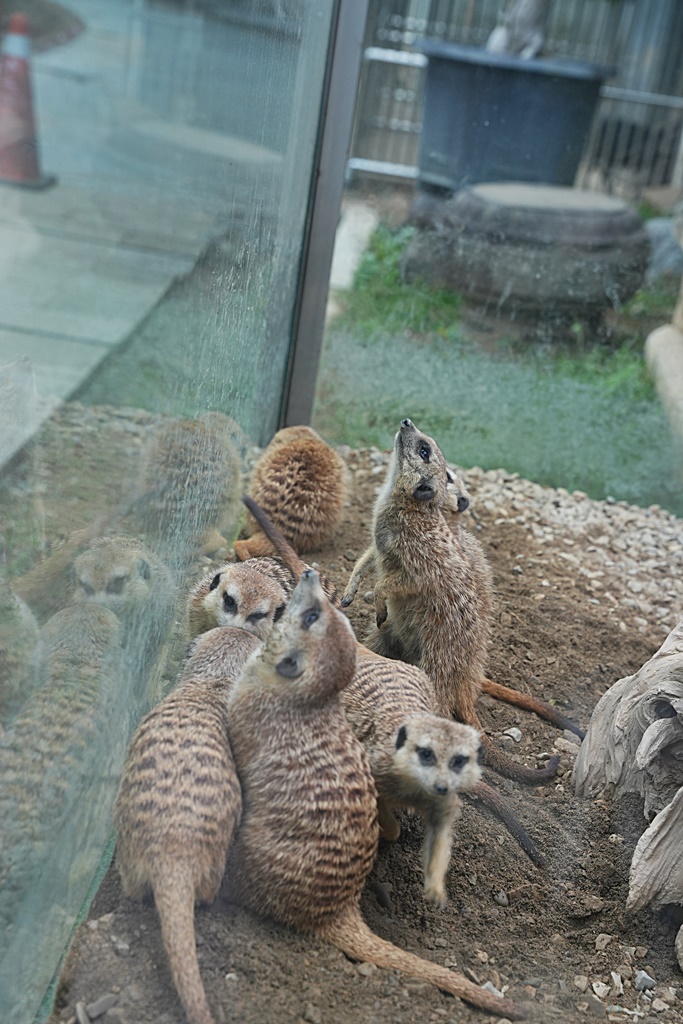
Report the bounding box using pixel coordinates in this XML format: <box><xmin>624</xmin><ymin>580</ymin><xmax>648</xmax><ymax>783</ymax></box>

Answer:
<box><xmin>203</xmin><ymin>564</ymin><xmax>286</xmax><ymax>641</ymax></box>
<box><xmin>393</xmin><ymin>716</ymin><xmax>482</xmax><ymax>801</ymax></box>
<box><xmin>393</xmin><ymin>419</ymin><xmax>452</xmax><ymax>507</ymax></box>
<box><xmin>261</xmin><ymin>569</ymin><xmax>357</xmax><ymax>701</ymax></box>
<box><xmin>444</xmin><ymin>471</ymin><xmax>470</xmax><ymax>514</ymax></box>
<box><xmin>74</xmin><ymin>538</ymin><xmax>156</xmax><ymax>611</ymax></box>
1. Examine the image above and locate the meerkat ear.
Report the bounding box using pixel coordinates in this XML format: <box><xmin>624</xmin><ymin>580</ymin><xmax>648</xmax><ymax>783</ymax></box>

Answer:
<box><xmin>477</xmin><ymin>743</ymin><xmax>484</xmax><ymax>764</ymax></box>
<box><xmin>446</xmin><ymin>469</ymin><xmax>455</xmax><ymax>484</ymax></box>
<box><xmin>395</xmin><ymin>725</ymin><xmax>408</xmax><ymax>749</ymax></box>
<box><xmin>276</xmin><ymin>653</ymin><xmax>304</xmax><ymax>679</ymax></box>
<box><xmin>209</xmin><ymin>573</ymin><xmax>222</xmax><ymax>591</ymax></box>
<box><xmin>139</xmin><ymin>559</ymin><xmax>151</xmax><ymax>581</ymax></box>
<box><xmin>273</xmin><ymin>603</ymin><xmax>286</xmax><ymax>622</ymax></box>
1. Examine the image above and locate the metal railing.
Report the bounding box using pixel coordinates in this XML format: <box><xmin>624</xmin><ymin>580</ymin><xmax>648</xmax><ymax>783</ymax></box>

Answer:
<box><xmin>348</xmin><ymin>0</ymin><xmax>683</xmax><ymax>197</ymax></box>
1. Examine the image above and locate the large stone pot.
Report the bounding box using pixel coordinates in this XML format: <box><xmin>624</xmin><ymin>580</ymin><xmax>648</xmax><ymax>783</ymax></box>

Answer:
<box><xmin>402</xmin><ymin>183</ymin><xmax>650</xmax><ymax>328</ymax></box>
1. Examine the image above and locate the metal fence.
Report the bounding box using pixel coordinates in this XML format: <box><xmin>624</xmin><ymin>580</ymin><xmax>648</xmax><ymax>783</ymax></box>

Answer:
<box><xmin>348</xmin><ymin>0</ymin><xmax>683</xmax><ymax>197</ymax></box>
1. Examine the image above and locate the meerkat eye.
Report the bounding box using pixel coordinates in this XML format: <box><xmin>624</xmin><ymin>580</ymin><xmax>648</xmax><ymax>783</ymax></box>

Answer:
<box><xmin>223</xmin><ymin>593</ymin><xmax>237</xmax><ymax>613</ymax></box>
<box><xmin>247</xmin><ymin>610</ymin><xmax>267</xmax><ymax>623</ymax></box>
<box><xmin>449</xmin><ymin>754</ymin><xmax>469</xmax><ymax>772</ymax></box>
<box><xmin>79</xmin><ymin>581</ymin><xmax>95</xmax><ymax>597</ymax></box>
<box><xmin>106</xmin><ymin>575</ymin><xmax>128</xmax><ymax>595</ymax></box>
<box><xmin>417</xmin><ymin>746</ymin><xmax>436</xmax><ymax>765</ymax></box>
<box><xmin>301</xmin><ymin>606</ymin><xmax>320</xmax><ymax>630</ymax></box>
<box><xmin>209</xmin><ymin>573</ymin><xmax>222</xmax><ymax>592</ymax></box>
<box><xmin>273</xmin><ymin>603</ymin><xmax>286</xmax><ymax>622</ymax></box>
<box><xmin>418</xmin><ymin>443</ymin><xmax>431</xmax><ymax>462</ymax></box>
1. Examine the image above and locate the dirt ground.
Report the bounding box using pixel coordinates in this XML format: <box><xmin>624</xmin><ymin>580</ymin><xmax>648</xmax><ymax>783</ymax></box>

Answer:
<box><xmin>28</xmin><ymin>408</ymin><xmax>681</xmax><ymax>1024</ymax></box>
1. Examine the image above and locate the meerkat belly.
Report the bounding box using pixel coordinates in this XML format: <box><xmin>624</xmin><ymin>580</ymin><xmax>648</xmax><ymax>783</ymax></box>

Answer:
<box><xmin>229</xmin><ymin>734</ymin><xmax>378</xmax><ymax>929</ymax></box>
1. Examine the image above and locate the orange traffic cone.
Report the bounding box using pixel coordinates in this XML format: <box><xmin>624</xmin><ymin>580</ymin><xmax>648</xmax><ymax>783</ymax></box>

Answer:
<box><xmin>0</xmin><ymin>12</ymin><xmax>55</xmax><ymax>187</ymax></box>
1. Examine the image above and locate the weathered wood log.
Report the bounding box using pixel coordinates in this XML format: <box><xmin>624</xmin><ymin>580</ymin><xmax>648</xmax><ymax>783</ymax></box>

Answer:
<box><xmin>574</xmin><ymin>623</ymin><xmax>683</xmax><ymax>968</ymax></box>
<box><xmin>573</xmin><ymin>622</ymin><xmax>683</xmax><ymax>819</ymax></box>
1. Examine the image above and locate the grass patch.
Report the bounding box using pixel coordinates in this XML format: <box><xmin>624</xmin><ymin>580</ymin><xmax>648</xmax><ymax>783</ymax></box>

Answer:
<box><xmin>316</xmin><ymin>221</ymin><xmax>683</xmax><ymax>515</ymax></box>
<box><xmin>335</xmin><ymin>225</ymin><xmax>462</xmax><ymax>338</ymax></box>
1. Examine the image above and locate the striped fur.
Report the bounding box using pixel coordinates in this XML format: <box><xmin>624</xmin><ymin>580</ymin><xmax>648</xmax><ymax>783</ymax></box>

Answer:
<box><xmin>234</xmin><ymin>426</ymin><xmax>347</xmax><ymax>560</ymax></box>
<box><xmin>114</xmin><ymin>627</ymin><xmax>259</xmax><ymax>1024</ymax></box>
<box><xmin>225</xmin><ymin>570</ymin><xmax>524</xmax><ymax>1020</ymax></box>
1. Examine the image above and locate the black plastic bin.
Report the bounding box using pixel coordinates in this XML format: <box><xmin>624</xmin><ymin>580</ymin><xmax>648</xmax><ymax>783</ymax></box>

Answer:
<box><xmin>416</xmin><ymin>38</ymin><xmax>613</xmax><ymax>192</ymax></box>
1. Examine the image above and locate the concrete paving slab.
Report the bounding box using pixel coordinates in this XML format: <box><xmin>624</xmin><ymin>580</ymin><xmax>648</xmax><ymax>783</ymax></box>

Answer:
<box><xmin>0</xmin><ymin>222</ymin><xmax>192</xmax><ymax>345</ymax></box>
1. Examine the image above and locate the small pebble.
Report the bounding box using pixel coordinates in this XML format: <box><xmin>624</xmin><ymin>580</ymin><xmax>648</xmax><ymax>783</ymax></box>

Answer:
<box><xmin>303</xmin><ymin>1004</ymin><xmax>322</xmax><ymax>1024</ymax></box>
<box><xmin>574</xmin><ymin>975</ymin><xmax>589</xmax><ymax>992</ymax></box>
<box><xmin>595</xmin><ymin>933</ymin><xmax>614</xmax><ymax>951</ymax></box>
<box><xmin>356</xmin><ymin>962</ymin><xmax>377</xmax><ymax>977</ymax></box>
<box><xmin>503</xmin><ymin>727</ymin><xmax>521</xmax><ymax>743</ymax></box>
<box><xmin>651</xmin><ymin>998</ymin><xmax>668</xmax><ymax>1012</ymax></box>
<box><xmin>86</xmin><ymin>995</ymin><xmax>118</xmax><ymax>1019</ymax></box>
<box><xmin>494</xmin><ymin>891</ymin><xmax>509</xmax><ymax>907</ymax></box>
<box><xmin>75</xmin><ymin>1004</ymin><xmax>90</xmax><ymax>1024</ymax></box>
<box><xmin>635</xmin><ymin>970</ymin><xmax>656</xmax><ymax>991</ymax></box>
<box><xmin>224</xmin><ymin>973</ymin><xmax>239</xmax><ymax>983</ymax></box>
<box><xmin>592</xmin><ymin>981</ymin><xmax>611</xmax><ymax>1000</ymax></box>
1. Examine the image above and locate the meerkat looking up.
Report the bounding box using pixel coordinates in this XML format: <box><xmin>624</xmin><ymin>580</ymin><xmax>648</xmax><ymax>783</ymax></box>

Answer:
<box><xmin>341</xmin><ymin>418</ymin><xmax>565</xmax><ymax>784</ymax></box>
<box><xmin>224</xmin><ymin>568</ymin><xmax>524</xmax><ymax>1020</ymax></box>
<box><xmin>234</xmin><ymin>425</ymin><xmax>348</xmax><ymax>561</ymax></box>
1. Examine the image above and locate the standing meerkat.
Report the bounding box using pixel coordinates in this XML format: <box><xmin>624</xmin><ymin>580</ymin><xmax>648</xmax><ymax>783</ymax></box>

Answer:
<box><xmin>224</xmin><ymin>568</ymin><xmax>524</xmax><ymax>1020</ymax></box>
<box><xmin>239</xmin><ymin>495</ymin><xmax>548</xmax><ymax>868</ymax></box>
<box><xmin>234</xmin><ymin>425</ymin><xmax>348</xmax><ymax>561</ymax></box>
<box><xmin>345</xmin><ymin>648</ymin><xmax>546</xmax><ymax>903</ymax></box>
<box><xmin>341</xmin><ymin>418</ymin><xmax>565</xmax><ymax>784</ymax></box>
<box><xmin>186</xmin><ymin>559</ymin><xmax>287</xmax><ymax>641</ymax></box>
<box><xmin>114</xmin><ymin>631</ymin><xmax>256</xmax><ymax>1024</ymax></box>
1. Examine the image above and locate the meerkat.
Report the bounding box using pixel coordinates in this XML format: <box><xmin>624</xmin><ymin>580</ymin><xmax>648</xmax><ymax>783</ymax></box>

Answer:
<box><xmin>126</xmin><ymin>413</ymin><xmax>242</xmax><ymax>559</ymax></box>
<box><xmin>341</xmin><ymin>418</ymin><xmax>565</xmax><ymax>785</ymax></box>
<box><xmin>240</xmin><ymin>495</ymin><xmax>552</xmax><ymax>859</ymax></box>
<box><xmin>224</xmin><ymin>568</ymin><xmax>524</xmax><ymax>1020</ymax></box>
<box><xmin>344</xmin><ymin>649</ymin><xmax>545</xmax><ymax>902</ymax></box>
<box><xmin>114</xmin><ymin>626</ymin><xmax>260</xmax><ymax>1024</ymax></box>
<box><xmin>186</xmin><ymin>559</ymin><xmax>287</xmax><ymax>641</ymax></box>
<box><xmin>0</xmin><ymin>538</ymin><xmax>44</xmax><ymax>724</ymax></box>
<box><xmin>0</xmin><ymin>603</ymin><xmax>122</xmax><ymax>943</ymax></box>
<box><xmin>233</xmin><ymin>425</ymin><xmax>348</xmax><ymax>561</ymax></box>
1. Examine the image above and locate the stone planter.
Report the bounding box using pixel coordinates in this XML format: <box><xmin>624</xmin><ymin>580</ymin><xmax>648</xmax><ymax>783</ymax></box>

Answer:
<box><xmin>402</xmin><ymin>183</ymin><xmax>650</xmax><ymax>330</ymax></box>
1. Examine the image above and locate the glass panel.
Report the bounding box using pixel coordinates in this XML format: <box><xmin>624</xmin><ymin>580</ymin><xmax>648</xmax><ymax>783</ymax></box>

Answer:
<box><xmin>0</xmin><ymin>2</ymin><xmax>338</xmax><ymax>1020</ymax></box>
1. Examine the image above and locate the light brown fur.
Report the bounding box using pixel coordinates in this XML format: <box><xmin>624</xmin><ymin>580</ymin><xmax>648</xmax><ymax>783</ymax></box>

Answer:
<box><xmin>234</xmin><ymin>425</ymin><xmax>347</xmax><ymax>560</ymax></box>
<box><xmin>345</xmin><ymin>648</ymin><xmax>546</xmax><ymax>875</ymax></box>
<box><xmin>186</xmin><ymin>560</ymin><xmax>287</xmax><ymax>641</ymax></box>
<box><xmin>344</xmin><ymin>647</ymin><xmax>482</xmax><ymax>907</ymax></box>
<box><xmin>225</xmin><ymin>569</ymin><xmax>525</xmax><ymax>1020</ymax></box>
<box><xmin>342</xmin><ymin>419</ymin><xmax>559</xmax><ymax>785</ymax></box>
<box><xmin>114</xmin><ymin>624</ymin><xmax>261</xmax><ymax>1024</ymax></box>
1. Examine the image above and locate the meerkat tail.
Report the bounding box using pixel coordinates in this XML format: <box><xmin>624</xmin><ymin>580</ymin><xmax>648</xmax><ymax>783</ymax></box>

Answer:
<box><xmin>468</xmin><ymin>781</ymin><xmax>546</xmax><ymax>867</ymax></box>
<box><xmin>480</xmin><ymin>734</ymin><xmax>560</xmax><ymax>785</ymax></box>
<box><xmin>151</xmin><ymin>861</ymin><xmax>217</xmax><ymax>1024</ymax></box>
<box><xmin>481</xmin><ymin>678</ymin><xmax>585</xmax><ymax>740</ymax></box>
<box><xmin>241</xmin><ymin>496</ymin><xmax>307</xmax><ymax>575</ymax></box>
<box><xmin>318</xmin><ymin>907</ymin><xmax>527</xmax><ymax>1019</ymax></box>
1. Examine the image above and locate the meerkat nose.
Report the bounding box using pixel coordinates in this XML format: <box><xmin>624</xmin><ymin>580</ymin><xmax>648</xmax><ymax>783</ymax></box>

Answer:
<box><xmin>400</xmin><ymin>418</ymin><xmax>414</xmax><ymax>430</ymax></box>
<box><xmin>434</xmin><ymin>783</ymin><xmax>448</xmax><ymax>796</ymax></box>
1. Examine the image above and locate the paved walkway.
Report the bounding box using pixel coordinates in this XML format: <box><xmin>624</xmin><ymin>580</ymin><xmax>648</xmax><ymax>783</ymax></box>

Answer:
<box><xmin>0</xmin><ymin>0</ymin><xmax>285</xmax><ymax>462</ymax></box>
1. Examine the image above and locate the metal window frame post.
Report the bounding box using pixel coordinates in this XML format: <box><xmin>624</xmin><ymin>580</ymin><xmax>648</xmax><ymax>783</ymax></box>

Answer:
<box><xmin>281</xmin><ymin>0</ymin><xmax>370</xmax><ymax>427</ymax></box>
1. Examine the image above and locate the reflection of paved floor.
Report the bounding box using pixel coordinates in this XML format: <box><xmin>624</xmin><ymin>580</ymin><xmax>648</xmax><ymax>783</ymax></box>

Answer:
<box><xmin>0</xmin><ymin>0</ymin><xmax>287</xmax><ymax>465</ymax></box>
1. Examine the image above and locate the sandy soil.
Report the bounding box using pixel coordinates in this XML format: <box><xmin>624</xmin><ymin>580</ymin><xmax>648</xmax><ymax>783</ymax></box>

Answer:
<box><xmin>38</xmin><ymin>417</ymin><xmax>683</xmax><ymax>1024</ymax></box>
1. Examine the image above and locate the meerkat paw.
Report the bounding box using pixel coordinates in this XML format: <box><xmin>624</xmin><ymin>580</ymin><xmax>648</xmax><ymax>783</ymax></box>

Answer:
<box><xmin>423</xmin><ymin>880</ymin><xmax>448</xmax><ymax>909</ymax></box>
<box><xmin>377</xmin><ymin>800</ymin><xmax>401</xmax><ymax>841</ymax></box>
